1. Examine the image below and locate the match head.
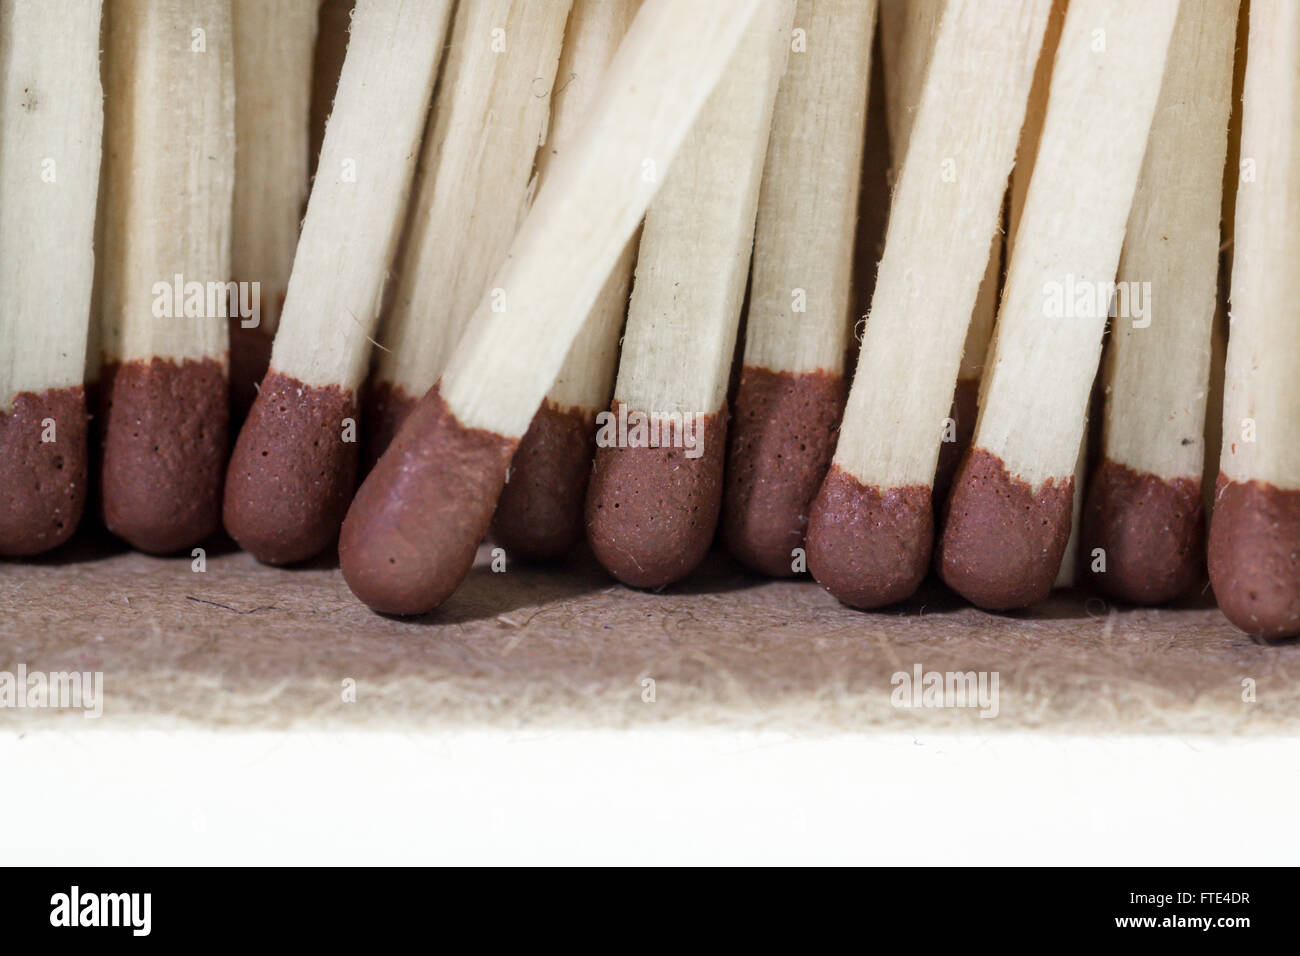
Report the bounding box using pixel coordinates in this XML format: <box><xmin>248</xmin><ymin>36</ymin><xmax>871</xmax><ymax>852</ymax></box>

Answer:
<box><xmin>492</xmin><ymin>401</ymin><xmax>594</xmax><ymax>561</ymax></box>
<box><xmin>223</xmin><ymin>371</ymin><xmax>358</xmax><ymax>565</ymax></box>
<box><xmin>1082</xmin><ymin>458</ymin><xmax>1204</xmax><ymax>605</ymax></box>
<box><xmin>937</xmin><ymin>448</ymin><xmax>1075</xmax><ymax>610</ymax></box>
<box><xmin>585</xmin><ymin>404</ymin><xmax>726</xmax><ymax>589</ymax></box>
<box><xmin>339</xmin><ymin>385</ymin><xmax>517</xmax><ymax>616</ymax></box>
<box><xmin>0</xmin><ymin>388</ymin><xmax>88</xmax><ymax>557</ymax></box>
<box><xmin>99</xmin><ymin>358</ymin><xmax>227</xmax><ymax>555</ymax></box>
<box><xmin>721</xmin><ymin>366</ymin><xmax>844</xmax><ymax>578</ymax></box>
<box><xmin>1208</xmin><ymin>475</ymin><xmax>1300</xmax><ymax>640</ymax></box>
<box><xmin>806</xmin><ymin>467</ymin><xmax>932</xmax><ymax>609</ymax></box>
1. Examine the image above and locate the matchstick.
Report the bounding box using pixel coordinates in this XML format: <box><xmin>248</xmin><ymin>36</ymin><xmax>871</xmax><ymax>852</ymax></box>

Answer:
<box><xmin>584</xmin><ymin>0</ymin><xmax>794</xmax><ymax>589</ymax></box>
<box><xmin>717</xmin><ymin>0</ymin><xmax>875</xmax><ymax>578</ymax></box>
<box><xmin>490</xmin><ymin>0</ymin><xmax>642</xmax><ymax>561</ymax></box>
<box><xmin>1209</xmin><ymin>0</ymin><xmax>1300</xmax><ymax>640</ymax></box>
<box><xmin>228</xmin><ymin>0</ymin><xmax>318</xmax><ymax>423</ymax></box>
<box><xmin>96</xmin><ymin>0</ymin><xmax>235</xmax><ymax>554</ymax></box>
<box><xmin>363</xmin><ymin>0</ymin><xmax>573</xmax><ymax>468</ymax></box>
<box><xmin>1082</xmin><ymin>0</ymin><xmax>1239</xmax><ymax>606</ymax></box>
<box><xmin>879</xmin><ymin>0</ymin><xmax>1000</xmax><ymax>502</ymax></box>
<box><xmin>223</xmin><ymin>0</ymin><xmax>452</xmax><ymax>565</ymax></box>
<box><xmin>804</xmin><ymin>0</ymin><xmax>1050</xmax><ymax>609</ymax></box>
<box><xmin>936</xmin><ymin>0</ymin><xmax>1179</xmax><ymax>610</ymax></box>
<box><xmin>339</xmin><ymin>0</ymin><xmax>770</xmax><ymax>615</ymax></box>
<box><xmin>0</xmin><ymin>0</ymin><xmax>102</xmax><ymax>556</ymax></box>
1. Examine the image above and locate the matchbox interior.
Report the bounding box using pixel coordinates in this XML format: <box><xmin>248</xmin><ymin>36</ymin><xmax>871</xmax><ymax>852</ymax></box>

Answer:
<box><xmin>3</xmin><ymin>532</ymin><xmax>1292</xmax><ymax>732</ymax></box>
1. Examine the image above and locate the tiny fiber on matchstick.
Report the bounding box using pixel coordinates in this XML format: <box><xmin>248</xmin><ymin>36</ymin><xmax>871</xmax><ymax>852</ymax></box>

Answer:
<box><xmin>95</xmin><ymin>0</ymin><xmax>235</xmax><ymax>555</ymax></box>
<box><xmin>339</xmin><ymin>0</ymin><xmax>768</xmax><ymax>615</ymax></box>
<box><xmin>0</xmin><ymin>0</ymin><xmax>103</xmax><ymax>556</ymax></box>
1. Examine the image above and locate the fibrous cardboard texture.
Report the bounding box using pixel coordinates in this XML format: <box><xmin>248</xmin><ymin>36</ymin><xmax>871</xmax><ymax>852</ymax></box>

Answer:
<box><xmin>1</xmin><ymin>536</ymin><xmax>1295</xmax><ymax>732</ymax></box>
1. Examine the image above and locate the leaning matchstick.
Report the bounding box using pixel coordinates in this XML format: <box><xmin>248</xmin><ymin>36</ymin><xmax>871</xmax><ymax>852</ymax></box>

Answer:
<box><xmin>936</xmin><ymin>0</ymin><xmax>1179</xmax><ymax>610</ymax></box>
<box><xmin>96</xmin><ymin>0</ymin><xmax>235</xmax><ymax>554</ymax></box>
<box><xmin>878</xmin><ymin>0</ymin><xmax>999</xmax><ymax>501</ymax></box>
<box><xmin>1209</xmin><ymin>0</ymin><xmax>1300</xmax><ymax>640</ymax></box>
<box><xmin>1082</xmin><ymin>0</ymin><xmax>1239</xmax><ymax>606</ymax></box>
<box><xmin>490</xmin><ymin>0</ymin><xmax>643</xmax><ymax>560</ymax></box>
<box><xmin>364</xmin><ymin>0</ymin><xmax>572</xmax><ymax>467</ymax></box>
<box><xmin>223</xmin><ymin>0</ymin><xmax>452</xmax><ymax>565</ymax></box>
<box><xmin>228</xmin><ymin>0</ymin><xmax>318</xmax><ymax>422</ymax></box>
<box><xmin>0</xmin><ymin>0</ymin><xmax>102</xmax><ymax>557</ymax></box>
<box><xmin>339</xmin><ymin>0</ymin><xmax>768</xmax><ymax>615</ymax></box>
<box><xmin>805</xmin><ymin>0</ymin><xmax>1049</xmax><ymax>609</ymax></box>
<box><xmin>717</xmin><ymin>0</ymin><xmax>875</xmax><ymax>578</ymax></box>
<box><xmin>585</xmin><ymin>0</ymin><xmax>793</xmax><ymax>589</ymax></box>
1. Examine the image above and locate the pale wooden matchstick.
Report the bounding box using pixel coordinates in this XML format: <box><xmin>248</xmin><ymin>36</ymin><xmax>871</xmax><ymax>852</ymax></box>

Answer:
<box><xmin>363</xmin><ymin>0</ymin><xmax>573</xmax><ymax>468</ymax></box>
<box><xmin>96</xmin><ymin>0</ymin><xmax>235</xmax><ymax>554</ymax></box>
<box><xmin>878</xmin><ymin>0</ymin><xmax>1000</xmax><ymax>502</ymax></box>
<box><xmin>223</xmin><ymin>0</ymin><xmax>452</xmax><ymax>565</ymax></box>
<box><xmin>491</xmin><ymin>0</ymin><xmax>643</xmax><ymax>561</ymax></box>
<box><xmin>936</xmin><ymin>0</ymin><xmax>1180</xmax><ymax>610</ymax></box>
<box><xmin>1082</xmin><ymin>0</ymin><xmax>1239</xmax><ymax>606</ymax></box>
<box><xmin>0</xmin><ymin>0</ymin><xmax>103</xmax><ymax>556</ymax></box>
<box><xmin>228</xmin><ymin>0</ymin><xmax>319</xmax><ymax>423</ymax></box>
<box><xmin>339</xmin><ymin>0</ymin><xmax>771</xmax><ymax>615</ymax></box>
<box><xmin>585</xmin><ymin>0</ymin><xmax>795</xmax><ymax>589</ymax></box>
<box><xmin>1209</xmin><ymin>0</ymin><xmax>1300</xmax><ymax>639</ymax></box>
<box><xmin>805</xmin><ymin>0</ymin><xmax>1050</xmax><ymax>609</ymax></box>
<box><xmin>718</xmin><ymin>0</ymin><xmax>875</xmax><ymax>578</ymax></box>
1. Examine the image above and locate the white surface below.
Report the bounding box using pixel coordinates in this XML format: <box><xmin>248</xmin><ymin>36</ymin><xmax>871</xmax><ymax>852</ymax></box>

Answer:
<box><xmin>3</xmin><ymin>730</ymin><xmax>1294</xmax><ymax>865</ymax></box>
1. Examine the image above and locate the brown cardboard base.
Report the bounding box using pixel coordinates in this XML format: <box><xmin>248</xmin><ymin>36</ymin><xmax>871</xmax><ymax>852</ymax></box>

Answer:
<box><xmin>2</xmin><ymin>534</ymin><xmax>1295</xmax><ymax>732</ymax></box>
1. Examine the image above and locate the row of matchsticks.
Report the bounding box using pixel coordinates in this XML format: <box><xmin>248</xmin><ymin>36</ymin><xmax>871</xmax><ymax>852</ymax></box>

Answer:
<box><xmin>0</xmin><ymin>0</ymin><xmax>1296</xmax><ymax>638</ymax></box>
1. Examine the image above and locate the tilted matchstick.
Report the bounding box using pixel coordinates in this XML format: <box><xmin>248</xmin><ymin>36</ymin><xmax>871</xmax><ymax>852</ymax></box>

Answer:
<box><xmin>363</xmin><ymin>0</ymin><xmax>573</xmax><ymax>469</ymax></box>
<box><xmin>805</xmin><ymin>0</ymin><xmax>1050</xmax><ymax>609</ymax></box>
<box><xmin>585</xmin><ymin>0</ymin><xmax>794</xmax><ymax>589</ymax></box>
<box><xmin>936</xmin><ymin>0</ymin><xmax>1179</xmax><ymax>610</ymax></box>
<box><xmin>878</xmin><ymin>0</ymin><xmax>1001</xmax><ymax>503</ymax></box>
<box><xmin>718</xmin><ymin>0</ymin><xmax>875</xmax><ymax>579</ymax></box>
<box><xmin>338</xmin><ymin>0</ymin><xmax>770</xmax><ymax>615</ymax></box>
<box><xmin>223</xmin><ymin>0</ymin><xmax>452</xmax><ymax>565</ymax></box>
<box><xmin>1082</xmin><ymin>0</ymin><xmax>1239</xmax><ymax>606</ymax></box>
<box><xmin>228</xmin><ymin>0</ymin><xmax>318</xmax><ymax>423</ymax></box>
<box><xmin>1209</xmin><ymin>0</ymin><xmax>1300</xmax><ymax>640</ymax></box>
<box><xmin>0</xmin><ymin>0</ymin><xmax>103</xmax><ymax>556</ymax></box>
<box><xmin>491</xmin><ymin>0</ymin><xmax>643</xmax><ymax>561</ymax></box>
<box><xmin>96</xmin><ymin>0</ymin><xmax>235</xmax><ymax>554</ymax></box>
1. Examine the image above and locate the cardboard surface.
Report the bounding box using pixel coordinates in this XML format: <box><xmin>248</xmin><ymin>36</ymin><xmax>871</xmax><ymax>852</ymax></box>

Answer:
<box><xmin>2</xmin><ymin>535</ymin><xmax>1295</xmax><ymax>732</ymax></box>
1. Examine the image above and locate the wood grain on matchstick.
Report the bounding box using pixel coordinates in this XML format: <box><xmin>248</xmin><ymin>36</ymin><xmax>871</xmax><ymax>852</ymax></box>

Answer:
<box><xmin>720</xmin><ymin>0</ymin><xmax>875</xmax><ymax>578</ymax></box>
<box><xmin>937</xmin><ymin>0</ymin><xmax>1179</xmax><ymax>610</ymax></box>
<box><xmin>0</xmin><ymin>0</ymin><xmax>102</xmax><ymax>556</ymax></box>
<box><xmin>340</xmin><ymin>0</ymin><xmax>769</xmax><ymax>615</ymax></box>
<box><xmin>364</xmin><ymin>0</ymin><xmax>572</xmax><ymax>469</ymax></box>
<box><xmin>1209</xmin><ymin>0</ymin><xmax>1300</xmax><ymax>639</ymax></box>
<box><xmin>223</xmin><ymin>0</ymin><xmax>452</xmax><ymax>565</ymax></box>
<box><xmin>1083</xmin><ymin>0</ymin><xmax>1239</xmax><ymax>606</ymax></box>
<box><xmin>586</xmin><ymin>0</ymin><xmax>794</xmax><ymax>589</ymax></box>
<box><xmin>806</xmin><ymin>0</ymin><xmax>1050</xmax><ymax>609</ymax></box>
<box><xmin>96</xmin><ymin>0</ymin><xmax>234</xmax><ymax>555</ymax></box>
<box><xmin>492</xmin><ymin>0</ymin><xmax>642</xmax><ymax>561</ymax></box>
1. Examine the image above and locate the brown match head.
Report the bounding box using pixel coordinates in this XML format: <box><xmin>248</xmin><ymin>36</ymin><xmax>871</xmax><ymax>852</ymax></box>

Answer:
<box><xmin>492</xmin><ymin>401</ymin><xmax>595</xmax><ymax>561</ymax></box>
<box><xmin>806</xmin><ymin>467</ymin><xmax>932</xmax><ymax>609</ymax></box>
<box><xmin>339</xmin><ymin>384</ymin><xmax>517</xmax><ymax>616</ymax></box>
<box><xmin>99</xmin><ymin>358</ymin><xmax>227</xmax><ymax>554</ymax></box>
<box><xmin>721</xmin><ymin>366</ymin><xmax>844</xmax><ymax>577</ymax></box>
<box><xmin>1082</xmin><ymin>457</ymin><xmax>1204</xmax><ymax>605</ymax></box>
<box><xmin>360</xmin><ymin>378</ymin><xmax>416</xmax><ymax>476</ymax></box>
<box><xmin>223</xmin><ymin>370</ymin><xmax>358</xmax><ymax>565</ymax></box>
<box><xmin>1208</xmin><ymin>474</ymin><xmax>1300</xmax><ymax>639</ymax></box>
<box><xmin>585</xmin><ymin>404</ymin><xmax>726</xmax><ymax>589</ymax></box>
<box><xmin>936</xmin><ymin>448</ymin><xmax>1075</xmax><ymax>610</ymax></box>
<box><xmin>0</xmin><ymin>387</ymin><xmax>88</xmax><ymax>557</ymax></box>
